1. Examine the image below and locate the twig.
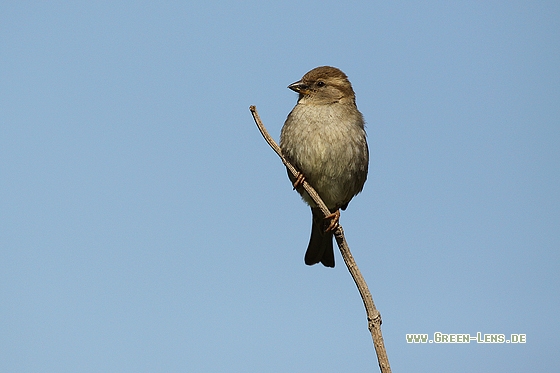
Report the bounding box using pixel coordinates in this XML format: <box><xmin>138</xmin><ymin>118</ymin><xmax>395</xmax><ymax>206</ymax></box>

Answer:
<box><xmin>250</xmin><ymin>105</ymin><xmax>391</xmax><ymax>373</ymax></box>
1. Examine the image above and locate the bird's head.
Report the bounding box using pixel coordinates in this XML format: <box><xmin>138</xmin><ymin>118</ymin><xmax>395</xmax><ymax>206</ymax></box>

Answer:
<box><xmin>288</xmin><ymin>66</ymin><xmax>356</xmax><ymax>105</ymax></box>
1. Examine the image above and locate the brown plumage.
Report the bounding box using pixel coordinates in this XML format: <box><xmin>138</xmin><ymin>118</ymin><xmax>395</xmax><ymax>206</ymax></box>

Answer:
<box><xmin>280</xmin><ymin>66</ymin><xmax>369</xmax><ymax>267</ymax></box>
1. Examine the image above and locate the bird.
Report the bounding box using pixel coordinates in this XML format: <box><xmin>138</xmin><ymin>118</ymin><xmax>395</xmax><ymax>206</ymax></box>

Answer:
<box><xmin>280</xmin><ymin>66</ymin><xmax>369</xmax><ymax>268</ymax></box>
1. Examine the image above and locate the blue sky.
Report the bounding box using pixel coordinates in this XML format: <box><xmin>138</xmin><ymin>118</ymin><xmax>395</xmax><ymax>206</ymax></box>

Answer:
<box><xmin>1</xmin><ymin>1</ymin><xmax>558</xmax><ymax>372</ymax></box>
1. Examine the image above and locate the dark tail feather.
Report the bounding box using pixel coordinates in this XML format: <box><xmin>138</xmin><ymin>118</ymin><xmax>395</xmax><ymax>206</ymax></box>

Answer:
<box><xmin>304</xmin><ymin>208</ymin><xmax>335</xmax><ymax>267</ymax></box>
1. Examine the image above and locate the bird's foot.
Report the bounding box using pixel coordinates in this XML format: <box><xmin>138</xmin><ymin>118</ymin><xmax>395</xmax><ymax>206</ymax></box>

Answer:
<box><xmin>324</xmin><ymin>209</ymin><xmax>340</xmax><ymax>232</ymax></box>
<box><xmin>292</xmin><ymin>172</ymin><xmax>306</xmax><ymax>190</ymax></box>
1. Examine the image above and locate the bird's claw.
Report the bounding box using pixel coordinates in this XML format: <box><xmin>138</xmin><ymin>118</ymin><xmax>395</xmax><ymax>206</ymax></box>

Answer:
<box><xmin>292</xmin><ymin>172</ymin><xmax>305</xmax><ymax>190</ymax></box>
<box><xmin>324</xmin><ymin>209</ymin><xmax>340</xmax><ymax>232</ymax></box>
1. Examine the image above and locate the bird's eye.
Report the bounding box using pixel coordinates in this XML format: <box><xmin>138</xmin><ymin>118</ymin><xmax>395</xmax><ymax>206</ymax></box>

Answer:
<box><xmin>316</xmin><ymin>81</ymin><xmax>325</xmax><ymax>87</ymax></box>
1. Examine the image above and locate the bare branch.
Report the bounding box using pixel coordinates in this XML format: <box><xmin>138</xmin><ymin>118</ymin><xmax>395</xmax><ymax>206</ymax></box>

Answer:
<box><xmin>249</xmin><ymin>105</ymin><xmax>331</xmax><ymax>218</ymax></box>
<box><xmin>250</xmin><ymin>105</ymin><xmax>392</xmax><ymax>373</ymax></box>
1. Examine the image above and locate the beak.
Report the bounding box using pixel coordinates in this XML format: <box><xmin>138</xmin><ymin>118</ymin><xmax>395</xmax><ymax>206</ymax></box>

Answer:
<box><xmin>288</xmin><ymin>81</ymin><xmax>311</xmax><ymax>95</ymax></box>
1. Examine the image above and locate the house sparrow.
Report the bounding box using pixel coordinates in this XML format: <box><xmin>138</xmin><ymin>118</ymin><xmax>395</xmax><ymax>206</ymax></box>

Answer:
<box><xmin>280</xmin><ymin>66</ymin><xmax>369</xmax><ymax>268</ymax></box>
